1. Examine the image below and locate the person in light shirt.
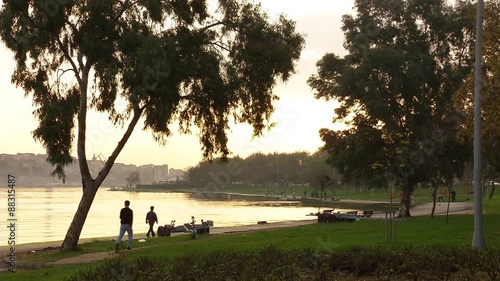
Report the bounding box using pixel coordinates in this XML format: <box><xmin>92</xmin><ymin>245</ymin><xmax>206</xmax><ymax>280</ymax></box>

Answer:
<box><xmin>115</xmin><ymin>200</ymin><xmax>133</xmax><ymax>251</ymax></box>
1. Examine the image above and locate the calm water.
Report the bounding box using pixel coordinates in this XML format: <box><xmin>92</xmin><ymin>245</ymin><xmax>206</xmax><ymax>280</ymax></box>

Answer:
<box><xmin>1</xmin><ymin>187</ymin><xmax>322</xmax><ymax>246</ymax></box>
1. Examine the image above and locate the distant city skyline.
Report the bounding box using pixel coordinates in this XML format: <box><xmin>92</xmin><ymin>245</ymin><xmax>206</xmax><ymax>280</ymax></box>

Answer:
<box><xmin>0</xmin><ymin>152</ymin><xmax>186</xmax><ymax>187</ymax></box>
<box><xmin>0</xmin><ymin>0</ymin><xmax>354</xmax><ymax>169</ymax></box>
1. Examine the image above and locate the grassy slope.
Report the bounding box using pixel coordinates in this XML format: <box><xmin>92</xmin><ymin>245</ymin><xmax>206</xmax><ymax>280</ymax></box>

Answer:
<box><xmin>3</xmin><ymin>190</ymin><xmax>498</xmax><ymax>281</ymax></box>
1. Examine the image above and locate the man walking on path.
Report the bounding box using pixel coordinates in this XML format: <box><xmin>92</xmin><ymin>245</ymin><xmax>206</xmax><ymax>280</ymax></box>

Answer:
<box><xmin>146</xmin><ymin>206</ymin><xmax>158</xmax><ymax>237</ymax></box>
<box><xmin>115</xmin><ymin>200</ymin><xmax>133</xmax><ymax>251</ymax></box>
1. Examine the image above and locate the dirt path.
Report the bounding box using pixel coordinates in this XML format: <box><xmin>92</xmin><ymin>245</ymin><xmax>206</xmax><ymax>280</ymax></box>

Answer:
<box><xmin>55</xmin><ymin>251</ymin><xmax>116</xmax><ymax>264</ymax></box>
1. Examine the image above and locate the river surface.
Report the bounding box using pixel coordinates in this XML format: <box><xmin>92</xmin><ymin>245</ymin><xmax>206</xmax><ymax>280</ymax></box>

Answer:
<box><xmin>1</xmin><ymin>186</ymin><xmax>328</xmax><ymax>246</ymax></box>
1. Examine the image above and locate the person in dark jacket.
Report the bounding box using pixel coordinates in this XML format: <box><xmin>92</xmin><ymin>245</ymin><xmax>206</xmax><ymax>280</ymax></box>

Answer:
<box><xmin>115</xmin><ymin>200</ymin><xmax>133</xmax><ymax>251</ymax></box>
<box><xmin>146</xmin><ymin>206</ymin><xmax>158</xmax><ymax>237</ymax></box>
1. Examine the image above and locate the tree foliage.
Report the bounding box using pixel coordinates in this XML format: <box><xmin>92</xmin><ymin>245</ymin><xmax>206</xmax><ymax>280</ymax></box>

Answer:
<box><xmin>125</xmin><ymin>170</ymin><xmax>141</xmax><ymax>187</ymax></box>
<box><xmin>186</xmin><ymin>151</ymin><xmax>335</xmax><ymax>190</ymax></box>
<box><xmin>0</xmin><ymin>0</ymin><xmax>304</xmax><ymax>249</ymax></box>
<box><xmin>1</xmin><ymin>0</ymin><xmax>304</xmax><ymax>169</ymax></box>
<box><xmin>319</xmin><ymin>120</ymin><xmax>386</xmax><ymax>189</ymax></box>
<box><xmin>308</xmin><ymin>0</ymin><xmax>475</xmax><ymax>216</ymax></box>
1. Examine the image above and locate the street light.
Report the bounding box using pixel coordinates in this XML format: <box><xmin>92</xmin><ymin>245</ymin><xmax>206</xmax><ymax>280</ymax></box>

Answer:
<box><xmin>472</xmin><ymin>0</ymin><xmax>486</xmax><ymax>249</ymax></box>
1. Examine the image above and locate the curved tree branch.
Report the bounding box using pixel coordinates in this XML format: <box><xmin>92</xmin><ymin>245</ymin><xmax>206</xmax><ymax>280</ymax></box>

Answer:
<box><xmin>56</xmin><ymin>38</ymin><xmax>81</xmax><ymax>85</ymax></box>
<box><xmin>77</xmin><ymin>64</ymin><xmax>92</xmax><ymax>187</ymax></box>
<box><xmin>95</xmin><ymin>106</ymin><xmax>143</xmax><ymax>185</ymax></box>
<box><xmin>200</xmin><ymin>21</ymin><xmax>226</xmax><ymax>32</ymax></box>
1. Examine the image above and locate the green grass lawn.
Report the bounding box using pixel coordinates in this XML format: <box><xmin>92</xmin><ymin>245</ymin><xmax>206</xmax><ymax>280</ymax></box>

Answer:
<box><xmin>185</xmin><ymin>183</ymin><xmax>475</xmax><ymax>202</ymax></box>
<box><xmin>187</xmin><ymin>184</ymin><xmax>475</xmax><ymax>211</ymax></box>
<box><xmin>3</xmin><ymin>191</ymin><xmax>497</xmax><ymax>281</ymax></box>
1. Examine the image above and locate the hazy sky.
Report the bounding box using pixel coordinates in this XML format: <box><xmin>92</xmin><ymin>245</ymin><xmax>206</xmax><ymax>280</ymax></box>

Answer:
<box><xmin>0</xmin><ymin>0</ymin><xmax>355</xmax><ymax>169</ymax></box>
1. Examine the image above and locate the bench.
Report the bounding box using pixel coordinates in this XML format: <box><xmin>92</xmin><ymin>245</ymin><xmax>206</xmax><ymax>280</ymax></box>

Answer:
<box><xmin>356</xmin><ymin>210</ymin><xmax>373</xmax><ymax>217</ymax></box>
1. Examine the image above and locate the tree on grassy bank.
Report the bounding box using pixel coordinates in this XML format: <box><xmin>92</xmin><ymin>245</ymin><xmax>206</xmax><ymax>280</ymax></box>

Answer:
<box><xmin>308</xmin><ymin>0</ymin><xmax>475</xmax><ymax>216</ymax></box>
<box><xmin>0</xmin><ymin>0</ymin><xmax>304</xmax><ymax>250</ymax></box>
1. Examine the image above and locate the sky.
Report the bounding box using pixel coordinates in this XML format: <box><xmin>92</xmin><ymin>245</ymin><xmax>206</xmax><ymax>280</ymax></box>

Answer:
<box><xmin>0</xmin><ymin>0</ymin><xmax>355</xmax><ymax>170</ymax></box>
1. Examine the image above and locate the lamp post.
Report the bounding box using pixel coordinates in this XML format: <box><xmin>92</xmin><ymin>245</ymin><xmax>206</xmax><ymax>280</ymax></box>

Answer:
<box><xmin>472</xmin><ymin>0</ymin><xmax>486</xmax><ymax>249</ymax></box>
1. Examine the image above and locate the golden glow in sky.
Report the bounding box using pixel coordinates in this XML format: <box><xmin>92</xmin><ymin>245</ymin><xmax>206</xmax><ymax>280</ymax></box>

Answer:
<box><xmin>0</xmin><ymin>0</ymin><xmax>355</xmax><ymax>169</ymax></box>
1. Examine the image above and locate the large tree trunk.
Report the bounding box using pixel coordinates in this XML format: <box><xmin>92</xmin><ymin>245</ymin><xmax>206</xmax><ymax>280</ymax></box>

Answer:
<box><xmin>430</xmin><ymin>184</ymin><xmax>438</xmax><ymax>218</ymax></box>
<box><xmin>57</xmin><ymin>53</ymin><xmax>143</xmax><ymax>250</ymax></box>
<box><xmin>60</xmin><ymin>62</ymin><xmax>96</xmax><ymax>251</ymax></box>
<box><xmin>403</xmin><ymin>178</ymin><xmax>414</xmax><ymax>217</ymax></box>
<box><xmin>61</xmin><ymin>179</ymin><xmax>99</xmax><ymax>250</ymax></box>
<box><xmin>61</xmin><ymin>103</ymin><xmax>142</xmax><ymax>250</ymax></box>
<box><xmin>489</xmin><ymin>183</ymin><xmax>496</xmax><ymax>199</ymax></box>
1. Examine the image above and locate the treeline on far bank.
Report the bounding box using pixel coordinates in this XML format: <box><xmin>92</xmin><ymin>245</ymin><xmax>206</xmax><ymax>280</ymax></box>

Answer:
<box><xmin>139</xmin><ymin>151</ymin><xmax>342</xmax><ymax>194</ymax></box>
<box><xmin>138</xmin><ymin>150</ymin><xmax>475</xmax><ymax>196</ymax></box>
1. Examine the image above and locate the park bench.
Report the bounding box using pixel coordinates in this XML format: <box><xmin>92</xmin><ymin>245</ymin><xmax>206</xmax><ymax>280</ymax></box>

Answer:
<box><xmin>357</xmin><ymin>210</ymin><xmax>373</xmax><ymax>217</ymax></box>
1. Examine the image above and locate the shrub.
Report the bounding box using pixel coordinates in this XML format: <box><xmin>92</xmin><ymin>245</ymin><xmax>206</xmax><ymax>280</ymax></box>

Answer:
<box><xmin>480</xmin><ymin>248</ymin><xmax>500</xmax><ymax>281</ymax></box>
<box><xmin>66</xmin><ymin>245</ymin><xmax>500</xmax><ymax>281</ymax></box>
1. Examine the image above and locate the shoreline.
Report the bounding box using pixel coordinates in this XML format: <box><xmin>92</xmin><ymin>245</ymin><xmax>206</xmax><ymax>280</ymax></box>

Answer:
<box><xmin>0</xmin><ymin>219</ymin><xmax>319</xmax><ymax>253</ymax></box>
<box><xmin>0</xmin><ymin>200</ymin><xmax>474</xmax><ymax>252</ymax></box>
<box><xmin>0</xmin><ymin>219</ymin><xmax>319</xmax><ymax>271</ymax></box>
<box><xmin>0</xmin><ymin>200</ymin><xmax>475</xmax><ymax>271</ymax></box>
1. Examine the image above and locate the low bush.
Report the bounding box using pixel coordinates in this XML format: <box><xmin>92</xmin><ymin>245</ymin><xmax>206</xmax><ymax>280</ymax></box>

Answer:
<box><xmin>66</xmin><ymin>245</ymin><xmax>500</xmax><ymax>281</ymax></box>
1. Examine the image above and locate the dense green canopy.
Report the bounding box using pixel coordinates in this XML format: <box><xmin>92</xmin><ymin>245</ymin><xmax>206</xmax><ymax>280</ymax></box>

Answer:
<box><xmin>308</xmin><ymin>0</ymin><xmax>475</xmax><ymax>216</ymax></box>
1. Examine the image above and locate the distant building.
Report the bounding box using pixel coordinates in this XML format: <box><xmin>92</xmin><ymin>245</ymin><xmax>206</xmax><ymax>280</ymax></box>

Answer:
<box><xmin>153</xmin><ymin>164</ymin><xmax>169</xmax><ymax>183</ymax></box>
<box><xmin>167</xmin><ymin>168</ymin><xmax>185</xmax><ymax>181</ymax></box>
<box><xmin>138</xmin><ymin>165</ymin><xmax>154</xmax><ymax>184</ymax></box>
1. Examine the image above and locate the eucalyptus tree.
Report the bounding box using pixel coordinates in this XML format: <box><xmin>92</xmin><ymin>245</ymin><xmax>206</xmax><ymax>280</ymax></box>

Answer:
<box><xmin>0</xmin><ymin>0</ymin><xmax>304</xmax><ymax>249</ymax></box>
<box><xmin>319</xmin><ymin>119</ymin><xmax>387</xmax><ymax>191</ymax></box>
<box><xmin>454</xmin><ymin>0</ymin><xmax>500</xmax><ymax>196</ymax></box>
<box><xmin>308</xmin><ymin>0</ymin><xmax>475</xmax><ymax>216</ymax></box>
